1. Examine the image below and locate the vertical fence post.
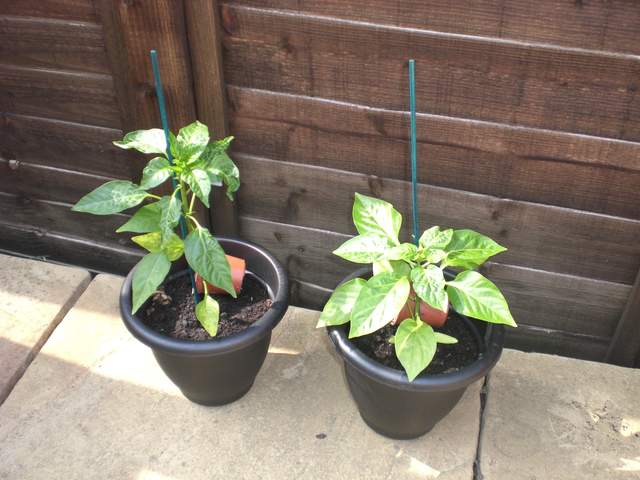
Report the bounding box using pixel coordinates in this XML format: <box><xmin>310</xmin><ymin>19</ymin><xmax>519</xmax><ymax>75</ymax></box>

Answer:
<box><xmin>184</xmin><ymin>0</ymin><xmax>239</xmax><ymax>236</ymax></box>
<box><xmin>97</xmin><ymin>0</ymin><xmax>210</xmax><ymax>228</ymax></box>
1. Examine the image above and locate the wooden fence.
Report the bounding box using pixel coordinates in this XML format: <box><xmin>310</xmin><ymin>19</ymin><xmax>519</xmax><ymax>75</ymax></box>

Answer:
<box><xmin>1</xmin><ymin>0</ymin><xmax>639</xmax><ymax>365</ymax></box>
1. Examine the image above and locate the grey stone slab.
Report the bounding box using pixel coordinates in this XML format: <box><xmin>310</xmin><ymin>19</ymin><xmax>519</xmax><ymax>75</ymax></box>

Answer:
<box><xmin>480</xmin><ymin>349</ymin><xmax>640</xmax><ymax>480</ymax></box>
<box><xmin>0</xmin><ymin>274</ymin><xmax>482</xmax><ymax>480</ymax></box>
<box><xmin>0</xmin><ymin>254</ymin><xmax>91</xmax><ymax>404</ymax></box>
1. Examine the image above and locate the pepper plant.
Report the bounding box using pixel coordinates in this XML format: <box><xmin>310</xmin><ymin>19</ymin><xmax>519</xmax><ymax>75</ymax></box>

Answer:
<box><xmin>72</xmin><ymin>121</ymin><xmax>239</xmax><ymax>336</ymax></box>
<box><xmin>317</xmin><ymin>193</ymin><xmax>516</xmax><ymax>380</ymax></box>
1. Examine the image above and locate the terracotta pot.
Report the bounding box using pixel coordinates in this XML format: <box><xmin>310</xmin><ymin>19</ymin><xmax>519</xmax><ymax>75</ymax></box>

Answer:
<box><xmin>195</xmin><ymin>254</ymin><xmax>246</xmax><ymax>295</ymax></box>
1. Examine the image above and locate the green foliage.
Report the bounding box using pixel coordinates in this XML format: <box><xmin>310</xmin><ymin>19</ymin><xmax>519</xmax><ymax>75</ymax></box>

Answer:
<box><xmin>71</xmin><ymin>181</ymin><xmax>147</xmax><ymax>215</ymax></box>
<box><xmin>131</xmin><ymin>252</ymin><xmax>171</xmax><ymax>314</ymax></box>
<box><xmin>184</xmin><ymin>227</ymin><xmax>236</xmax><ymax>298</ymax></box>
<box><xmin>72</xmin><ymin>121</ymin><xmax>241</xmax><ymax>333</ymax></box>
<box><xmin>318</xmin><ymin>193</ymin><xmax>516</xmax><ymax>380</ymax></box>
<box><xmin>195</xmin><ymin>295</ymin><xmax>220</xmax><ymax>336</ymax></box>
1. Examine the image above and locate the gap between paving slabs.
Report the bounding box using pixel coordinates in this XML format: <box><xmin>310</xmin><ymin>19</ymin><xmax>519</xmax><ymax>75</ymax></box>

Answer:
<box><xmin>0</xmin><ymin>254</ymin><xmax>92</xmax><ymax>405</ymax></box>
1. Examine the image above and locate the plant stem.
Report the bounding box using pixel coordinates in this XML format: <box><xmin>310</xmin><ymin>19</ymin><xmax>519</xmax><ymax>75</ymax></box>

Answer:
<box><xmin>146</xmin><ymin>193</ymin><xmax>161</xmax><ymax>200</ymax></box>
<box><xmin>188</xmin><ymin>192</ymin><xmax>196</xmax><ymax>215</ymax></box>
<box><xmin>187</xmin><ymin>214</ymin><xmax>202</xmax><ymax>230</ymax></box>
<box><xmin>178</xmin><ymin>180</ymin><xmax>191</xmax><ymax>231</ymax></box>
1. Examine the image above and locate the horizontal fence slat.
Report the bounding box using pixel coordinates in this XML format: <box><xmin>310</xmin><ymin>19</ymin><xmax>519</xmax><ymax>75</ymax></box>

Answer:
<box><xmin>3</xmin><ymin>0</ymin><xmax>97</xmax><ymax>22</ymax></box>
<box><xmin>505</xmin><ymin>325</ymin><xmax>609</xmax><ymax>362</ymax></box>
<box><xmin>229</xmin><ymin>86</ymin><xmax>640</xmax><ymax>219</ymax></box>
<box><xmin>0</xmin><ymin>192</ymin><xmax>132</xmax><ymax>248</ymax></box>
<box><xmin>0</xmin><ymin>64</ymin><xmax>121</xmax><ymax>128</ymax></box>
<box><xmin>230</xmin><ymin>0</ymin><xmax>640</xmax><ymax>56</ymax></box>
<box><xmin>239</xmin><ymin>216</ymin><xmax>629</xmax><ymax>339</ymax></box>
<box><xmin>0</xmin><ymin>221</ymin><xmax>139</xmax><ymax>275</ymax></box>
<box><xmin>0</xmin><ymin>159</ymin><xmax>127</xmax><ymax>205</ymax></box>
<box><xmin>235</xmin><ymin>154</ymin><xmax>640</xmax><ymax>284</ymax></box>
<box><xmin>0</xmin><ymin>113</ymin><xmax>131</xmax><ymax>178</ymax></box>
<box><xmin>221</xmin><ymin>4</ymin><xmax>640</xmax><ymax>141</ymax></box>
<box><xmin>0</xmin><ymin>15</ymin><xmax>110</xmax><ymax>74</ymax></box>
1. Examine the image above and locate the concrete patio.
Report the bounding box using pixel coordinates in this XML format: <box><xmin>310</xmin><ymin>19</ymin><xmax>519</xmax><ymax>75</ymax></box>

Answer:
<box><xmin>0</xmin><ymin>255</ymin><xmax>638</xmax><ymax>480</ymax></box>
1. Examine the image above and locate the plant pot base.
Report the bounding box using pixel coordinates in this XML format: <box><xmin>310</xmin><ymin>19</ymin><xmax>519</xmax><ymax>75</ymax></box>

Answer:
<box><xmin>182</xmin><ymin>383</ymin><xmax>253</xmax><ymax>406</ymax></box>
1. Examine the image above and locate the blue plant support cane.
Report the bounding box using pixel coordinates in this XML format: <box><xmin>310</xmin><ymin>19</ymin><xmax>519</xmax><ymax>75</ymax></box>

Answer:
<box><xmin>150</xmin><ymin>49</ymin><xmax>199</xmax><ymax>303</ymax></box>
<box><xmin>408</xmin><ymin>59</ymin><xmax>420</xmax><ymax>246</ymax></box>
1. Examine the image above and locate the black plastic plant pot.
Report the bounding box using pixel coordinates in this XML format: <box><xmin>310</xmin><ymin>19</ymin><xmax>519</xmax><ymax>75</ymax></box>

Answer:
<box><xmin>120</xmin><ymin>237</ymin><xmax>289</xmax><ymax>406</ymax></box>
<box><xmin>327</xmin><ymin>267</ymin><xmax>504</xmax><ymax>439</ymax></box>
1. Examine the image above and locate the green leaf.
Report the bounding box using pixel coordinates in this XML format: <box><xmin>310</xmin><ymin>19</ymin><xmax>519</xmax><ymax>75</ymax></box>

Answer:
<box><xmin>417</xmin><ymin>248</ymin><xmax>447</xmax><ymax>264</ymax></box>
<box><xmin>410</xmin><ymin>265</ymin><xmax>448</xmax><ymax>312</ymax></box>
<box><xmin>372</xmin><ymin>260</ymin><xmax>411</xmax><ymax>277</ymax></box>
<box><xmin>333</xmin><ymin>233</ymin><xmax>394</xmax><ymax>264</ymax></box>
<box><xmin>447</xmin><ymin>271</ymin><xmax>516</xmax><ymax>327</ymax></box>
<box><xmin>419</xmin><ymin>226</ymin><xmax>453</xmax><ymax>250</ymax></box>
<box><xmin>442</xmin><ymin>229</ymin><xmax>507</xmax><ymax>269</ymax></box>
<box><xmin>131</xmin><ymin>252</ymin><xmax>171</xmax><ymax>313</ymax></box>
<box><xmin>162</xmin><ymin>232</ymin><xmax>184</xmax><ymax>261</ymax></box>
<box><xmin>176</xmin><ymin>121</ymin><xmax>209</xmax><ymax>164</ymax></box>
<box><xmin>159</xmin><ymin>193</ymin><xmax>182</xmax><ymax>241</ymax></box>
<box><xmin>132</xmin><ymin>231</ymin><xmax>183</xmax><ymax>261</ymax></box>
<box><xmin>140</xmin><ymin>157</ymin><xmax>172</xmax><ymax>189</ymax></box>
<box><xmin>72</xmin><ymin>180</ymin><xmax>148</xmax><ymax>215</ymax></box>
<box><xmin>316</xmin><ymin>278</ymin><xmax>366</xmax><ymax>328</ymax></box>
<box><xmin>395</xmin><ymin>318</ymin><xmax>437</xmax><ymax>381</ymax></box>
<box><xmin>114</xmin><ymin>129</ymin><xmax>168</xmax><ymax>155</ymax></box>
<box><xmin>184</xmin><ymin>227</ymin><xmax>235</xmax><ymax>297</ymax></box>
<box><xmin>349</xmin><ymin>273</ymin><xmax>410</xmax><ymax>338</ymax></box>
<box><xmin>182</xmin><ymin>169</ymin><xmax>211</xmax><ymax>207</ymax></box>
<box><xmin>435</xmin><ymin>332</ymin><xmax>458</xmax><ymax>344</ymax></box>
<box><xmin>201</xmin><ymin>146</ymin><xmax>240</xmax><ymax>200</ymax></box>
<box><xmin>352</xmin><ymin>193</ymin><xmax>402</xmax><ymax>244</ymax></box>
<box><xmin>382</xmin><ymin>242</ymin><xmax>418</xmax><ymax>261</ymax></box>
<box><xmin>131</xmin><ymin>231</ymin><xmax>162</xmax><ymax>252</ymax></box>
<box><xmin>195</xmin><ymin>295</ymin><xmax>220</xmax><ymax>336</ymax></box>
<box><xmin>116</xmin><ymin>201</ymin><xmax>163</xmax><ymax>233</ymax></box>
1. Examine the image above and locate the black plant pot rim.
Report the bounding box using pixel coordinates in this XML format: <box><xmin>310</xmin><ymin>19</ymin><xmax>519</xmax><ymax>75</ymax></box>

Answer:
<box><xmin>327</xmin><ymin>266</ymin><xmax>505</xmax><ymax>392</ymax></box>
<box><xmin>120</xmin><ymin>236</ymin><xmax>289</xmax><ymax>357</ymax></box>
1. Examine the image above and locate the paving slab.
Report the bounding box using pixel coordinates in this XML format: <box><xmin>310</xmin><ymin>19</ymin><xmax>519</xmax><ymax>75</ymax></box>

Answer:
<box><xmin>0</xmin><ymin>254</ymin><xmax>91</xmax><ymax>404</ymax></box>
<box><xmin>480</xmin><ymin>349</ymin><xmax>640</xmax><ymax>480</ymax></box>
<box><xmin>0</xmin><ymin>274</ymin><xmax>482</xmax><ymax>480</ymax></box>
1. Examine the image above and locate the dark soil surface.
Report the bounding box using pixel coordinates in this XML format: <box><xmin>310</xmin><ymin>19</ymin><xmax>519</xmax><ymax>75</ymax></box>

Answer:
<box><xmin>352</xmin><ymin>311</ymin><xmax>480</xmax><ymax>376</ymax></box>
<box><xmin>140</xmin><ymin>273</ymin><xmax>272</xmax><ymax>341</ymax></box>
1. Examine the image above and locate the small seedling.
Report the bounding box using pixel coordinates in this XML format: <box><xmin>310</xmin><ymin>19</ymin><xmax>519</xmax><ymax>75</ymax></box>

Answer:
<box><xmin>72</xmin><ymin>121</ymin><xmax>239</xmax><ymax>336</ymax></box>
<box><xmin>317</xmin><ymin>193</ymin><xmax>516</xmax><ymax>380</ymax></box>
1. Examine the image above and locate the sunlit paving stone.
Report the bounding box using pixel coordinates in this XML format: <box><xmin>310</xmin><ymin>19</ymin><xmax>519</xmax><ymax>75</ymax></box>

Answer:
<box><xmin>0</xmin><ymin>274</ymin><xmax>481</xmax><ymax>480</ymax></box>
<box><xmin>480</xmin><ymin>349</ymin><xmax>640</xmax><ymax>479</ymax></box>
<box><xmin>0</xmin><ymin>254</ymin><xmax>90</xmax><ymax>404</ymax></box>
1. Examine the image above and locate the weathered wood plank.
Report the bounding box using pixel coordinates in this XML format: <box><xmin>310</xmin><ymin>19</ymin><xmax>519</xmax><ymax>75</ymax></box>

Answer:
<box><xmin>184</xmin><ymin>0</ymin><xmax>238</xmax><ymax>235</ymax></box>
<box><xmin>0</xmin><ymin>113</ymin><xmax>131</xmax><ymax>178</ymax></box>
<box><xmin>229</xmin><ymin>87</ymin><xmax>640</xmax><ymax>219</ymax></box>
<box><xmin>606</xmin><ymin>268</ymin><xmax>640</xmax><ymax>366</ymax></box>
<box><xmin>3</xmin><ymin>0</ymin><xmax>97</xmax><ymax>22</ymax></box>
<box><xmin>0</xmin><ymin>221</ymin><xmax>139</xmax><ymax>276</ymax></box>
<box><xmin>0</xmin><ymin>15</ymin><xmax>110</xmax><ymax>74</ymax></box>
<box><xmin>221</xmin><ymin>4</ymin><xmax>640</xmax><ymax>140</ymax></box>
<box><xmin>231</xmin><ymin>0</ymin><xmax>640</xmax><ymax>55</ymax></box>
<box><xmin>235</xmin><ymin>154</ymin><xmax>640</xmax><ymax>284</ymax></box>
<box><xmin>0</xmin><ymin>64</ymin><xmax>120</xmax><ymax>128</ymax></box>
<box><xmin>290</xmin><ymin>278</ymin><xmax>332</xmax><ymax>311</ymax></box>
<box><xmin>239</xmin><ymin>216</ymin><xmax>630</xmax><ymax>338</ymax></box>
<box><xmin>504</xmin><ymin>325</ymin><xmax>609</xmax><ymax>362</ymax></box>
<box><xmin>0</xmin><ymin>159</ymin><xmax>125</xmax><ymax>205</ymax></box>
<box><xmin>0</xmin><ymin>193</ymin><xmax>131</xmax><ymax>248</ymax></box>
